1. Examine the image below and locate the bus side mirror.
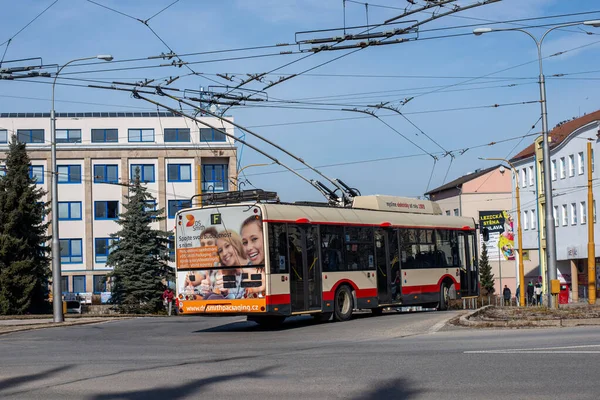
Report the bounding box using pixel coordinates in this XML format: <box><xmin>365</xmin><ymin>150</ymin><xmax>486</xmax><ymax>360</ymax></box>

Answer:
<box><xmin>482</xmin><ymin>227</ymin><xmax>489</xmax><ymax>242</ymax></box>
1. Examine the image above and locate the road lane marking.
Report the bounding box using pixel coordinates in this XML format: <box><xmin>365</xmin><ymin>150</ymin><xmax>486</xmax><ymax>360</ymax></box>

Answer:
<box><xmin>465</xmin><ymin>344</ymin><xmax>600</xmax><ymax>354</ymax></box>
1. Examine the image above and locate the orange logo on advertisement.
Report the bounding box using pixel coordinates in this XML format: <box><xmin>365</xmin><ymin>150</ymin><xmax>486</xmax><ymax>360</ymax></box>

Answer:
<box><xmin>185</xmin><ymin>214</ymin><xmax>195</xmax><ymax>227</ymax></box>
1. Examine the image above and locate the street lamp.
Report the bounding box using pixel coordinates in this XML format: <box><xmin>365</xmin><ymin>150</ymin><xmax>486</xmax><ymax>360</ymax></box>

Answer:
<box><xmin>232</xmin><ymin>163</ymin><xmax>272</xmax><ymax>191</ymax></box>
<box><xmin>51</xmin><ymin>55</ymin><xmax>113</xmax><ymax>323</ymax></box>
<box><xmin>473</xmin><ymin>21</ymin><xmax>600</xmax><ymax>307</ymax></box>
<box><xmin>480</xmin><ymin>158</ymin><xmax>525</xmax><ymax>306</ymax></box>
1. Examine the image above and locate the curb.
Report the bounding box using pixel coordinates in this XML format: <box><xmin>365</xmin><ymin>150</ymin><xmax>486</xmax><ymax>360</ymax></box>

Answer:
<box><xmin>0</xmin><ymin>318</ymin><xmax>126</xmax><ymax>336</ymax></box>
<box><xmin>457</xmin><ymin>306</ymin><xmax>600</xmax><ymax>328</ymax></box>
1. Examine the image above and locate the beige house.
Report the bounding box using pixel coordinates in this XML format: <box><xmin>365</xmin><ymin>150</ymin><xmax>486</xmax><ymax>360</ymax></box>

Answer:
<box><xmin>425</xmin><ymin>166</ymin><xmax>539</xmax><ymax>295</ymax></box>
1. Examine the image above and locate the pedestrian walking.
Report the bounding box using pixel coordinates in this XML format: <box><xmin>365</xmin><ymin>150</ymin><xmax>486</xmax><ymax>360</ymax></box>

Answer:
<box><xmin>162</xmin><ymin>288</ymin><xmax>174</xmax><ymax>316</ymax></box>
<box><xmin>534</xmin><ymin>283</ymin><xmax>542</xmax><ymax>306</ymax></box>
<box><xmin>527</xmin><ymin>281</ymin><xmax>535</xmax><ymax>306</ymax></box>
<box><xmin>503</xmin><ymin>285</ymin><xmax>511</xmax><ymax>306</ymax></box>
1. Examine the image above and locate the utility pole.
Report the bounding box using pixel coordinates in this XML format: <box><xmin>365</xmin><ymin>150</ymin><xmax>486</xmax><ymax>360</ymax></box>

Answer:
<box><xmin>588</xmin><ymin>141</ymin><xmax>596</xmax><ymax>304</ymax></box>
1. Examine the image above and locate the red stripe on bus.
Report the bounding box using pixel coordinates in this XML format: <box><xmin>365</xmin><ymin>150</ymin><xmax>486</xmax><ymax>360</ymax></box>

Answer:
<box><xmin>262</xmin><ymin>219</ymin><xmax>474</xmax><ymax>230</ymax></box>
<box><xmin>266</xmin><ymin>294</ymin><xmax>290</xmax><ymax>305</ymax></box>
<box><xmin>402</xmin><ymin>275</ymin><xmax>460</xmax><ymax>294</ymax></box>
<box><xmin>323</xmin><ymin>279</ymin><xmax>377</xmax><ymax>300</ymax></box>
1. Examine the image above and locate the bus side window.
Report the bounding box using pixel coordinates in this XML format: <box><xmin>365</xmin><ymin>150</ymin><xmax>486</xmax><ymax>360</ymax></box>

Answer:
<box><xmin>321</xmin><ymin>225</ymin><xmax>345</xmax><ymax>272</ymax></box>
<box><xmin>268</xmin><ymin>223</ymin><xmax>289</xmax><ymax>274</ymax></box>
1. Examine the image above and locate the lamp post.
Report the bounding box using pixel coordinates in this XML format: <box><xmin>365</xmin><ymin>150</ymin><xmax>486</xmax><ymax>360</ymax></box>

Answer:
<box><xmin>51</xmin><ymin>55</ymin><xmax>113</xmax><ymax>323</ymax></box>
<box><xmin>481</xmin><ymin>158</ymin><xmax>525</xmax><ymax>306</ymax></box>
<box><xmin>473</xmin><ymin>20</ymin><xmax>600</xmax><ymax>307</ymax></box>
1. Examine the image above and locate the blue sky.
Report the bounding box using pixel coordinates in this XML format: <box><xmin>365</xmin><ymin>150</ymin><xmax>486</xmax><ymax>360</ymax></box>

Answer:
<box><xmin>1</xmin><ymin>0</ymin><xmax>600</xmax><ymax>202</ymax></box>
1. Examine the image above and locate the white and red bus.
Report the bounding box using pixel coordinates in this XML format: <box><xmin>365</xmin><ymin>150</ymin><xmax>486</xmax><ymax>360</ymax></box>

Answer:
<box><xmin>174</xmin><ymin>190</ymin><xmax>479</xmax><ymax>325</ymax></box>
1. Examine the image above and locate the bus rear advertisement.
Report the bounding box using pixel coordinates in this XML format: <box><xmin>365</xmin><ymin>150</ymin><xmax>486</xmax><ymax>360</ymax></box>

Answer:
<box><xmin>175</xmin><ymin>205</ymin><xmax>268</xmax><ymax>314</ymax></box>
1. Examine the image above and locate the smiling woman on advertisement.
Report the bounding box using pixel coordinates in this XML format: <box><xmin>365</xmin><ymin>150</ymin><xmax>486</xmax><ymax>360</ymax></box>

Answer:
<box><xmin>241</xmin><ymin>216</ymin><xmax>266</xmax><ymax>298</ymax></box>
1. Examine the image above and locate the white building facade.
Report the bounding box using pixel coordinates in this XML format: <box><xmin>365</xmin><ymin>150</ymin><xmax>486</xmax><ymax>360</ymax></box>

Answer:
<box><xmin>511</xmin><ymin>110</ymin><xmax>600</xmax><ymax>300</ymax></box>
<box><xmin>0</xmin><ymin>112</ymin><xmax>237</xmax><ymax>296</ymax></box>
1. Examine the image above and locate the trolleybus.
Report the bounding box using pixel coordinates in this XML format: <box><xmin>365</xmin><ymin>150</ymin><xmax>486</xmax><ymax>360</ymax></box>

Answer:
<box><xmin>174</xmin><ymin>190</ymin><xmax>479</xmax><ymax>325</ymax></box>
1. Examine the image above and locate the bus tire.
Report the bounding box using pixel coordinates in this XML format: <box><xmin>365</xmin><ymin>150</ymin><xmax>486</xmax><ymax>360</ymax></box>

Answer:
<box><xmin>313</xmin><ymin>312</ymin><xmax>332</xmax><ymax>322</ymax></box>
<box><xmin>439</xmin><ymin>282</ymin><xmax>451</xmax><ymax>311</ymax></box>
<box><xmin>334</xmin><ymin>285</ymin><xmax>354</xmax><ymax>322</ymax></box>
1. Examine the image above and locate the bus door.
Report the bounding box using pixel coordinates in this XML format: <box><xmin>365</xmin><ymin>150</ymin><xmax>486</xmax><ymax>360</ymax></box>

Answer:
<box><xmin>375</xmin><ymin>229</ymin><xmax>391</xmax><ymax>304</ymax></box>
<box><xmin>458</xmin><ymin>231</ymin><xmax>479</xmax><ymax>297</ymax></box>
<box><xmin>288</xmin><ymin>225</ymin><xmax>322</xmax><ymax>312</ymax></box>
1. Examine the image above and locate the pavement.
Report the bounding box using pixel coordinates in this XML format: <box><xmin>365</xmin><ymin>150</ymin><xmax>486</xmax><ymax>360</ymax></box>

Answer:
<box><xmin>458</xmin><ymin>305</ymin><xmax>600</xmax><ymax>328</ymax></box>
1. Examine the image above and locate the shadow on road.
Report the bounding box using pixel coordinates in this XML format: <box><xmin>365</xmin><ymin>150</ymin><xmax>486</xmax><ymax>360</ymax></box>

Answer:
<box><xmin>0</xmin><ymin>365</ymin><xmax>72</xmax><ymax>393</ymax></box>
<box><xmin>352</xmin><ymin>377</ymin><xmax>422</xmax><ymax>399</ymax></box>
<box><xmin>88</xmin><ymin>366</ymin><xmax>277</xmax><ymax>400</ymax></box>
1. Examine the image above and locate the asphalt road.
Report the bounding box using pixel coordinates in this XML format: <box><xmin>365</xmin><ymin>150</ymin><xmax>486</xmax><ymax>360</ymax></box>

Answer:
<box><xmin>0</xmin><ymin>310</ymin><xmax>598</xmax><ymax>399</ymax></box>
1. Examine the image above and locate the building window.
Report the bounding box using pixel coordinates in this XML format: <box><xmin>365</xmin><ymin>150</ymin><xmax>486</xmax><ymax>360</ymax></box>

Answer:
<box><xmin>143</xmin><ymin>200</ymin><xmax>156</xmax><ymax>212</ymax></box>
<box><xmin>551</xmin><ymin>159</ymin><xmax>557</xmax><ymax>181</ymax></box>
<box><xmin>92</xmin><ymin>129</ymin><xmax>118</xmax><ymax>143</ymax></box>
<box><xmin>73</xmin><ymin>275</ymin><xmax>86</xmax><ymax>293</ymax></box>
<box><xmin>521</xmin><ymin>169</ymin><xmax>527</xmax><ymax>188</ymax></box>
<box><xmin>0</xmin><ymin>129</ymin><xmax>7</xmax><ymax>143</ymax></box>
<box><xmin>17</xmin><ymin>129</ymin><xmax>44</xmax><ymax>144</ymax></box>
<box><xmin>94</xmin><ymin>164</ymin><xmax>118</xmax><ymax>184</ymax></box>
<box><xmin>58</xmin><ymin>201</ymin><xmax>82</xmax><ymax>220</ymax></box>
<box><xmin>168</xmin><ymin>199</ymin><xmax>192</xmax><ymax>218</ymax></box>
<box><xmin>568</xmin><ymin>154</ymin><xmax>575</xmax><ymax>177</ymax></box>
<box><xmin>60</xmin><ymin>238</ymin><xmax>83</xmax><ymax>264</ymax></box>
<box><xmin>95</xmin><ymin>237</ymin><xmax>117</xmax><ymax>263</ymax></box>
<box><xmin>93</xmin><ymin>275</ymin><xmax>107</xmax><ymax>294</ymax></box>
<box><xmin>128</xmin><ymin>128</ymin><xmax>154</xmax><ymax>142</ymax></box>
<box><xmin>164</xmin><ymin>128</ymin><xmax>190</xmax><ymax>142</ymax></box>
<box><xmin>581</xmin><ymin>201</ymin><xmax>587</xmax><ymax>225</ymax></box>
<box><xmin>94</xmin><ymin>201</ymin><xmax>119</xmax><ymax>220</ymax></box>
<box><xmin>60</xmin><ymin>276</ymin><xmax>68</xmax><ymax>293</ymax></box>
<box><xmin>530</xmin><ymin>209</ymin><xmax>535</xmax><ymax>230</ymax></box>
<box><xmin>445</xmin><ymin>210</ymin><xmax>450</xmax><ymax>216</ymax></box>
<box><xmin>57</xmin><ymin>165</ymin><xmax>81</xmax><ymax>184</ymax></box>
<box><xmin>167</xmin><ymin>164</ymin><xmax>192</xmax><ymax>182</ymax></box>
<box><xmin>523</xmin><ymin>211</ymin><xmax>529</xmax><ymax>230</ymax></box>
<box><xmin>0</xmin><ymin>165</ymin><xmax>5</xmax><ymax>176</ymax></box>
<box><xmin>131</xmin><ymin>164</ymin><xmax>155</xmax><ymax>183</ymax></box>
<box><xmin>561</xmin><ymin>204</ymin><xmax>568</xmax><ymax>226</ymax></box>
<box><xmin>553</xmin><ymin>205</ymin><xmax>559</xmax><ymax>227</ymax></box>
<box><xmin>560</xmin><ymin>157</ymin><xmax>566</xmax><ymax>179</ymax></box>
<box><xmin>200</xmin><ymin>128</ymin><xmax>226</xmax><ymax>142</ymax></box>
<box><xmin>571</xmin><ymin>203</ymin><xmax>577</xmax><ymax>225</ymax></box>
<box><xmin>528</xmin><ymin>166</ymin><xmax>534</xmax><ymax>186</ymax></box>
<box><xmin>202</xmin><ymin>164</ymin><xmax>228</xmax><ymax>192</ymax></box>
<box><xmin>578</xmin><ymin>152</ymin><xmax>585</xmax><ymax>175</ymax></box>
<box><xmin>56</xmin><ymin>129</ymin><xmax>82</xmax><ymax>143</ymax></box>
<box><xmin>453</xmin><ymin>208</ymin><xmax>459</xmax><ymax>216</ymax></box>
<box><xmin>28</xmin><ymin>165</ymin><xmax>44</xmax><ymax>184</ymax></box>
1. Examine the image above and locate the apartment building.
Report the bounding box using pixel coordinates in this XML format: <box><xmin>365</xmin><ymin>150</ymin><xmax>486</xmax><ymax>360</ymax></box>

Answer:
<box><xmin>511</xmin><ymin>109</ymin><xmax>600</xmax><ymax>300</ymax></box>
<box><xmin>0</xmin><ymin>112</ymin><xmax>237</xmax><ymax>296</ymax></box>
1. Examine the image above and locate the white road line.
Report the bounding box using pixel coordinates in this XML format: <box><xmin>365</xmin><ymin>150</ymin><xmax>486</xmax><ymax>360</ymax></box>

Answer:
<box><xmin>465</xmin><ymin>344</ymin><xmax>600</xmax><ymax>354</ymax></box>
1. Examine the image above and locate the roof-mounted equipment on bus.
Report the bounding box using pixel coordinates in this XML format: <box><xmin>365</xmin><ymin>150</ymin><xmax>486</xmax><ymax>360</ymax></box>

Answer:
<box><xmin>335</xmin><ymin>178</ymin><xmax>361</xmax><ymax>198</ymax></box>
<box><xmin>192</xmin><ymin>189</ymin><xmax>279</xmax><ymax>206</ymax></box>
<box><xmin>312</xmin><ymin>180</ymin><xmax>342</xmax><ymax>206</ymax></box>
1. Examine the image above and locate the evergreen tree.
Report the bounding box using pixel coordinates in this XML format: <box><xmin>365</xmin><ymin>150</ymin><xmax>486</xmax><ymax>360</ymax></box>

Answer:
<box><xmin>0</xmin><ymin>135</ymin><xmax>50</xmax><ymax>314</ymax></box>
<box><xmin>107</xmin><ymin>168</ymin><xmax>173</xmax><ymax>313</ymax></box>
<box><xmin>479</xmin><ymin>242</ymin><xmax>495</xmax><ymax>295</ymax></box>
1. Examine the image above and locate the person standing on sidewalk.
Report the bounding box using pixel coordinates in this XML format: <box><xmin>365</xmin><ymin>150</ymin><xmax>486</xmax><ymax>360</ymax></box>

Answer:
<box><xmin>534</xmin><ymin>283</ymin><xmax>542</xmax><ymax>306</ymax></box>
<box><xmin>162</xmin><ymin>288</ymin><xmax>174</xmax><ymax>316</ymax></box>
<box><xmin>502</xmin><ymin>285</ymin><xmax>511</xmax><ymax>306</ymax></box>
<box><xmin>527</xmin><ymin>281</ymin><xmax>535</xmax><ymax>306</ymax></box>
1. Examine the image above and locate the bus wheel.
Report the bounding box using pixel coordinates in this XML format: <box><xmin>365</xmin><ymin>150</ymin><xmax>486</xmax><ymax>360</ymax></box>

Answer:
<box><xmin>438</xmin><ymin>282</ymin><xmax>451</xmax><ymax>311</ymax></box>
<box><xmin>313</xmin><ymin>312</ymin><xmax>332</xmax><ymax>322</ymax></box>
<box><xmin>334</xmin><ymin>286</ymin><xmax>354</xmax><ymax>322</ymax></box>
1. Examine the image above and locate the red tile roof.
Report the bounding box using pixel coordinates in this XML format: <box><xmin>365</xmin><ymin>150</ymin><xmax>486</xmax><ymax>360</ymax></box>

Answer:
<box><xmin>511</xmin><ymin>110</ymin><xmax>600</xmax><ymax>162</ymax></box>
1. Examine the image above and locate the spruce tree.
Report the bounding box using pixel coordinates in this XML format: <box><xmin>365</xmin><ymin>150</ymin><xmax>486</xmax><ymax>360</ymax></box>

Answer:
<box><xmin>0</xmin><ymin>135</ymin><xmax>50</xmax><ymax>314</ymax></box>
<box><xmin>479</xmin><ymin>242</ymin><xmax>495</xmax><ymax>295</ymax></box>
<box><xmin>107</xmin><ymin>168</ymin><xmax>173</xmax><ymax>313</ymax></box>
